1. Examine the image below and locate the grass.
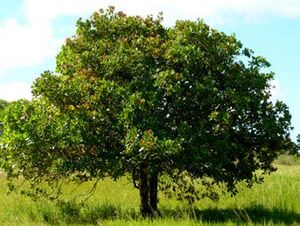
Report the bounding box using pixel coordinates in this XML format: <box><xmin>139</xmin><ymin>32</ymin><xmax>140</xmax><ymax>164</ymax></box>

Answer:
<box><xmin>0</xmin><ymin>156</ymin><xmax>299</xmax><ymax>225</ymax></box>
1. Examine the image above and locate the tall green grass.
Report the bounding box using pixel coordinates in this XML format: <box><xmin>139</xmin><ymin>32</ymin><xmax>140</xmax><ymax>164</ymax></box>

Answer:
<box><xmin>0</xmin><ymin>156</ymin><xmax>299</xmax><ymax>225</ymax></box>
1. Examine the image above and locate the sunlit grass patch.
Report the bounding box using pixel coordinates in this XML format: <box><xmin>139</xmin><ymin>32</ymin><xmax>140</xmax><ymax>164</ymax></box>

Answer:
<box><xmin>0</xmin><ymin>156</ymin><xmax>299</xmax><ymax>225</ymax></box>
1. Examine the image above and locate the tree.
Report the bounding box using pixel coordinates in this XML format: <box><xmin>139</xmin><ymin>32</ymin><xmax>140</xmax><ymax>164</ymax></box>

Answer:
<box><xmin>296</xmin><ymin>134</ymin><xmax>300</xmax><ymax>155</ymax></box>
<box><xmin>0</xmin><ymin>99</ymin><xmax>8</xmax><ymax>136</ymax></box>
<box><xmin>0</xmin><ymin>99</ymin><xmax>8</xmax><ymax>109</ymax></box>
<box><xmin>0</xmin><ymin>7</ymin><xmax>292</xmax><ymax>217</ymax></box>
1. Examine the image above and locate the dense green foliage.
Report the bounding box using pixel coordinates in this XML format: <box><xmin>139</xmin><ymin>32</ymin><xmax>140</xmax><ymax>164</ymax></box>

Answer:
<box><xmin>0</xmin><ymin>7</ymin><xmax>292</xmax><ymax>216</ymax></box>
<box><xmin>0</xmin><ymin>99</ymin><xmax>8</xmax><ymax>109</ymax></box>
<box><xmin>0</xmin><ymin>99</ymin><xmax>8</xmax><ymax>136</ymax></box>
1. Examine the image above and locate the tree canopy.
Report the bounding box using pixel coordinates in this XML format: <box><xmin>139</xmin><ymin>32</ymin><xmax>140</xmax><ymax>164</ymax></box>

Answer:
<box><xmin>0</xmin><ymin>7</ymin><xmax>292</xmax><ymax>216</ymax></box>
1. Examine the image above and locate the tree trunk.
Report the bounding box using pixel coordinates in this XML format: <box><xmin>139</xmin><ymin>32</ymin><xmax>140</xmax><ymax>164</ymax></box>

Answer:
<box><xmin>149</xmin><ymin>172</ymin><xmax>158</xmax><ymax>211</ymax></box>
<box><xmin>139</xmin><ymin>165</ymin><xmax>152</xmax><ymax>217</ymax></box>
<box><xmin>139</xmin><ymin>165</ymin><xmax>158</xmax><ymax>217</ymax></box>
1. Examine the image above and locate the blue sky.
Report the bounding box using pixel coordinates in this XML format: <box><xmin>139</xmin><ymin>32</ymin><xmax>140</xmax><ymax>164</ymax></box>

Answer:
<box><xmin>0</xmin><ymin>0</ymin><xmax>300</xmax><ymax>140</ymax></box>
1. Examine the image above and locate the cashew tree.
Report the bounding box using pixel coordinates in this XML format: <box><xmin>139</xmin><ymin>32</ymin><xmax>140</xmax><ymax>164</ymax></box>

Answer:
<box><xmin>0</xmin><ymin>7</ymin><xmax>292</xmax><ymax>217</ymax></box>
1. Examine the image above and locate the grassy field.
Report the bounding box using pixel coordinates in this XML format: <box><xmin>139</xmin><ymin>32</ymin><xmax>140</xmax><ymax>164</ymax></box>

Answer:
<box><xmin>0</xmin><ymin>155</ymin><xmax>299</xmax><ymax>225</ymax></box>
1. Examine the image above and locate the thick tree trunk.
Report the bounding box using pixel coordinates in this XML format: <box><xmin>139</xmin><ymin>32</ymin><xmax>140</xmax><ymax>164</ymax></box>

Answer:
<box><xmin>139</xmin><ymin>165</ymin><xmax>158</xmax><ymax>217</ymax></box>
<box><xmin>139</xmin><ymin>166</ymin><xmax>152</xmax><ymax>217</ymax></box>
<box><xmin>149</xmin><ymin>172</ymin><xmax>158</xmax><ymax>211</ymax></box>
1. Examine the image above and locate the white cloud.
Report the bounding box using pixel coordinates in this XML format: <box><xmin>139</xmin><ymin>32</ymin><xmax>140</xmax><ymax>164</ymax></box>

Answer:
<box><xmin>154</xmin><ymin>0</ymin><xmax>300</xmax><ymax>25</ymax></box>
<box><xmin>0</xmin><ymin>82</ymin><xmax>32</xmax><ymax>101</ymax></box>
<box><xmin>24</xmin><ymin>0</ymin><xmax>106</xmax><ymax>25</ymax></box>
<box><xmin>22</xmin><ymin>0</ymin><xmax>300</xmax><ymax>26</ymax></box>
<box><xmin>0</xmin><ymin>18</ymin><xmax>57</xmax><ymax>70</ymax></box>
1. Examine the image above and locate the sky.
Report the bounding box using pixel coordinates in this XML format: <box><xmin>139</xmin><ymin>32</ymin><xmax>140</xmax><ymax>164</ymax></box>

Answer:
<box><xmin>0</xmin><ymin>0</ymin><xmax>300</xmax><ymax>140</ymax></box>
